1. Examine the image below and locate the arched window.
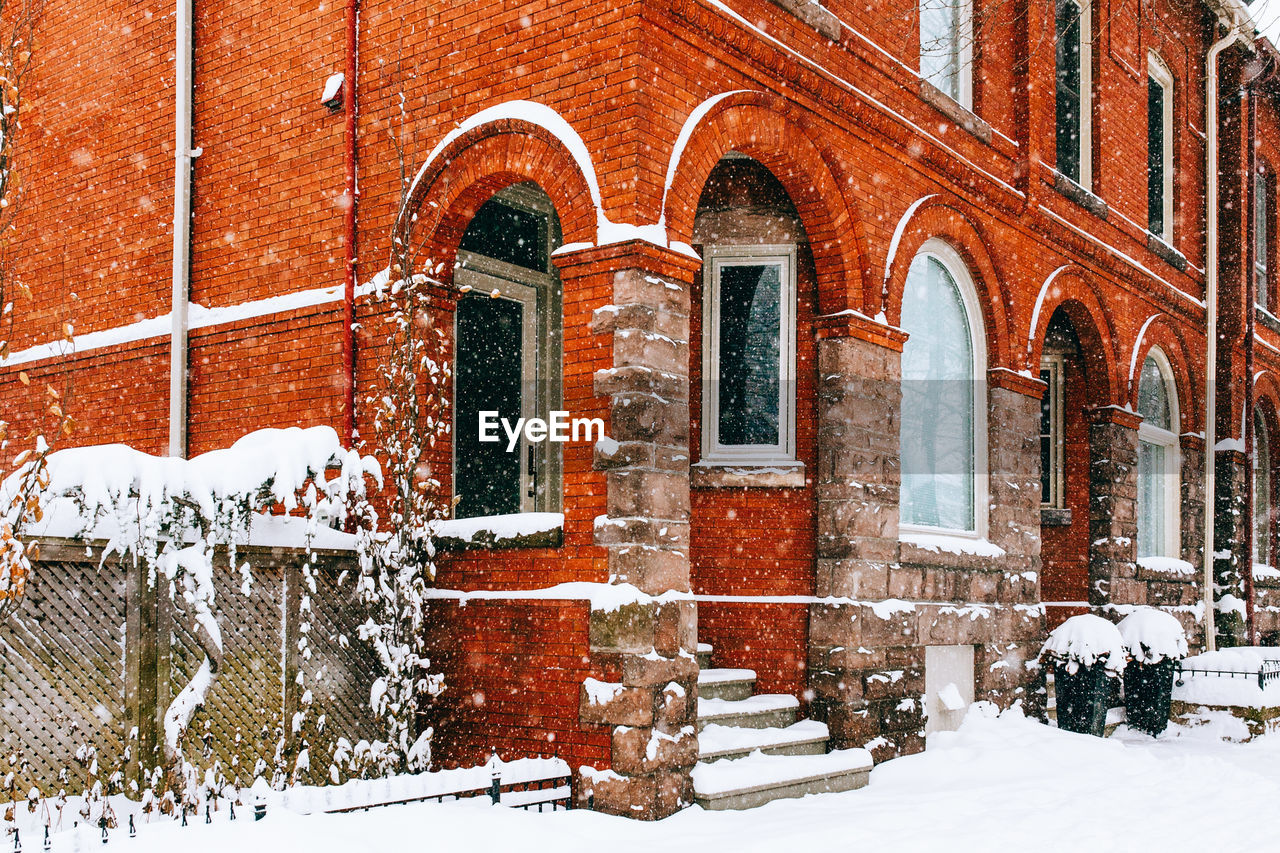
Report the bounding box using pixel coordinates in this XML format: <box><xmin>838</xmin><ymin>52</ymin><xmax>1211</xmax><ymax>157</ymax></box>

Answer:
<box><xmin>1136</xmin><ymin>350</ymin><xmax>1180</xmax><ymax>559</ymax></box>
<box><xmin>1256</xmin><ymin>410</ymin><xmax>1272</xmax><ymax>567</ymax></box>
<box><xmin>453</xmin><ymin>183</ymin><xmax>562</xmax><ymax>519</ymax></box>
<box><xmin>899</xmin><ymin>239</ymin><xmax>987</xmax><ymax>535</ymax></box>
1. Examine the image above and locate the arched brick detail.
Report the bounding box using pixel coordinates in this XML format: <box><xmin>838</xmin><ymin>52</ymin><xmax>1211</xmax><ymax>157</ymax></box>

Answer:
<box><xmin>1128</xmin><ymin>316</ymin><xmax>1199</xmax><ymax>434</ymax></box>
<box><xmin>883</xmin><ymin>202</ymin><xmax>1014</xmax><ymax>372</ymax></box>
<box><xmin>395</xmin><ymin>120</ymin><xmax>598</xmax><ymax>268</ymax></box>
<box><xmin>1027</xmin><ymin>268</ymin><xmax>1122</xmax><ymax>406</ymax></box>
<box><xmin>663</xmin><ymin>93</ymin><xmax>866</xmax><ymax>315</ymax></box>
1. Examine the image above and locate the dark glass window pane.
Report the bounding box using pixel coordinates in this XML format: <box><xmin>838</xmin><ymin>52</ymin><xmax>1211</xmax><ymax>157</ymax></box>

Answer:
<box><xmin>1040</xmin><ymin>368</ymin><xmax>1053</xmax><ymax>504</ymax></box>
<box><xmin>1148</xmin><ymin>77</ymin><xmax>1165</xmax><ymax>236</ymax></box>
<box><xmin>455</xmin><ymin>295</ymin><xmax>524</xmax><ymax>518</ymax></box>
<box><xmin>717</xmin><ymin>263</ymin><xmax>781</xmax><ymax>446</ymax></box>
<box><xmin>1056</xmin><ymin>0</ymin><xmax>1083</xmax><ymax>183</ymax></box>
<box><xmin>459</xmin><ymin>198</ymin><xmax>547</xmax><ymax>271</ymax></box>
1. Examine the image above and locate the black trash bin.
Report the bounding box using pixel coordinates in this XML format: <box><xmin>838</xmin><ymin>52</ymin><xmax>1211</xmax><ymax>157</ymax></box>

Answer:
<box><xmin>1055</xmin><ymin>661</ymin><xmax>1112</xmax><ymax>736</ymax></box>
<box><xmin>1123</xmin><ymin>658</ymin><xmax>1177</xmax><ymax>736</ymax></box>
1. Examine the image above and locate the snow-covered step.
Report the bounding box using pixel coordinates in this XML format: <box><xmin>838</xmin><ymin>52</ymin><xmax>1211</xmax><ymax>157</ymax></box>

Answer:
<box><xmin>696</xmin><ymin>642</ymin><xmax>713</xmax><ymax>670</ymax></box>
<box><xmin>698</xmin><ymin>720</ymin><xmax>830</xmax><ymax>762</ymax></box>
<box><xmin>697</xmin><ymin>694</ymin><xmax>799</xmax><ymax>731</ymax></box>
<box><xmin>697</xmin><ymin>668</ymin><xmax>757</xmax><ymax>701</ymax></box>
<box><xmin>692</xmin><ymin>748</ymin><xmax>873</xmax><ymax>811</ymax></box>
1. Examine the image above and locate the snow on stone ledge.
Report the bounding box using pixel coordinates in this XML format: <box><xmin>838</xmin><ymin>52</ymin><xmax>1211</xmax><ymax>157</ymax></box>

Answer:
<box><xmin>1137</xmin><ymin>556</ymin><xmax>1197</xmax><ymax>577</ymax></box>
<box><xmin>1116</xmin><ymin>606</ymin><xmax>1188</xmax><ymax>664</ymax></box>
<box><xmin>432</xmin><ymin>512</ymin><xmax>564</xmax><ymax>550</ymax></box>
<box><xmin>900</xmin><ymin>531</ymin><xmax>1006</xmax><ymax>558</ymax></box>
<box><xmin>1040</xmin><ymin>613</ymin><xmax>1127</xmax><ymax>675</ymax></box>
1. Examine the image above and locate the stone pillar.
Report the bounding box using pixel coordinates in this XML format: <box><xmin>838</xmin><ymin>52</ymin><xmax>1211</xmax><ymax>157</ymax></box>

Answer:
<box><xmin>807</xmin><ymin>316</ymin><xmax>908</xmax><ymax>754</ymax></box>
<box><xmin>980</xmin><ymin>372</ymin><xmax>1045</xmax><ymax>711</ymax></box>
<box><xmin>560</xmin><ymin>241</ymin><xmax>700</xmax><ymax>820</ymax></box>
<box><xmin>1088</xmin><ymin>406</ymin><xmax>1142</xmax><ymax>610</ymax></box>
<box><xmin>1176</xmin><ymin>436</ymin><xmax>1207</xmax><ymax>648</ymax></box>
<box><xmin>1214</xmin><ymin>449</ymin><xmax>1250</xmax><ymax>647</ymax></box>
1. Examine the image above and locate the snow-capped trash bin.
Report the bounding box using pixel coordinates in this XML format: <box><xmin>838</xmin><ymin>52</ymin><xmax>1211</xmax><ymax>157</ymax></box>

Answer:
<box><xmin>1116</xmin><ymin>607</ymin><xmax>1188</xmax><ymax>736</ymax></box>
<box><xmin>1039</xmin><ymin>614</ymin><xmax>1127</xmax><ymax>737</ymax></box>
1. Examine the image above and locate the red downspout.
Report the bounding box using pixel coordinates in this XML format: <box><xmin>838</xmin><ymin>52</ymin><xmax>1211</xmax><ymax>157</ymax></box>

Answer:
<box><xmin>341</xmin><ymin>0</ymin><xmax>359</xmax><ymax>446</ymax></box>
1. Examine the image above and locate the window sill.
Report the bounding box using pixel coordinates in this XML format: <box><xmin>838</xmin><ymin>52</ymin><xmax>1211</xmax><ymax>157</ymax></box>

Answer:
<box><xmin>919</xmin><ymin>81</ymin><xmax>992</xmax><ymax>145</ymax></box>
<box><xmin>1146</xmin><ymin>234</ymin><xmax>1187</xmax><ymax>272</ymax></box>
<box><xmin>691</xmin><ymin>462</ymin><xmax>806</xmax><ymax>489</ymax></box>
<box><xmin>1053</xmin><ymin>172</ymin><xmax>1108</xmax><ymax>220</ymax></box>
<box><xmin>1135</xmin><ymin>555</ymin><xmax>1196</xmax><ymax>582</ymax></box>
<box><xmin>1040</xmin><ymin>507</ymin><xmax>1073</xmax><ymax>527</ymax></box>
<box><xmin>434</xmin><ymin>512</ymin><xmax>565</xmax><ymax>552</ymax></box>
<box><xmin>900</xmin><ymin>529</ymin><xmax>1006</xmax><ymax>560</ymax></box>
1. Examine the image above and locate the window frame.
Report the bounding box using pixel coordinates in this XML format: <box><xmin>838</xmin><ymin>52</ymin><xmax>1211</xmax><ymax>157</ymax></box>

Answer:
<box><xmin>699</xmin><ymin>243</ymin><xmax>799</xmax><ymax>468</ymax></box>
<box><xmin>1040</xmin><ymin>353</ymin><xmax>1066</xmax><ymax>510</ymax></box>
<box><xmin>1136</xmin><ymin>349</ymin><xmax>1181</xmax><ymax>560</ymax></box>
<box><xmin>1256</xmin><ymin>160</ymin><xmax>1270</xmax><ymax>313</ymax></box>
<box><xmin>898</xmin><ymin>238</ymin><xmax>990</xmax><ymax>542</ymax></box>
<box><xmin>1256</xmin><ymin>409</ymin><xmax>1273</xmax><ymax>568</ymax></box>
<box><xmin>1147</xmin><ymin>52</ymin><xmax>1175</xmax><ymax>243</ymax></box>
<box><xmin>1055</xmin><ymin>0</ymin><xmax>1093</xmax><ymax>190</ymax></box>
<box><xmin>451</xmin><ymin>184</ymin><xmax>563</xmax><ymax>518</ymax></box>
<box><xmin>919</xmin><ymin>0</ymin><xmax>974</xmax><ymax>109</ymax></box>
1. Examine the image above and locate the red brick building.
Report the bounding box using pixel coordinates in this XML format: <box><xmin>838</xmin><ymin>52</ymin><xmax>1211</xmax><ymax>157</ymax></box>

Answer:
<box><xmin>4</xmin><ymin>0</ymin><xmax>1280</xmax><ymax>820</ymax></box>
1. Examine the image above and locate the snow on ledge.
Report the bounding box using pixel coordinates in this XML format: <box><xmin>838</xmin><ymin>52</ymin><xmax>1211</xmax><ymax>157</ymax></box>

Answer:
<box><xmin>424</xmin><ymin>581</ymin><xmax>693</xmax><ymax>613</ymax></box>
<box><xmin>1137</xmin><ymin>556</ymin><xmax>1197</xmax><ymax>577</ymax></box>
<box><xmin>432</xmin><ymin>512</ymin><xmax>563</xmax><ymax>546</ymax></box>
<box><xmin>900</xmin><ymin>531</ymin><xmax>1006</xmax><ymax>558</ymax></box>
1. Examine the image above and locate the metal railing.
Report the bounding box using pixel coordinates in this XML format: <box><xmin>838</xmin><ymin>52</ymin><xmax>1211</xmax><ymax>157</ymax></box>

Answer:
<box><xmin>1175</xmin><ymin>659</ymin><xmax>1280</xmax><ymax>690</ymax></box>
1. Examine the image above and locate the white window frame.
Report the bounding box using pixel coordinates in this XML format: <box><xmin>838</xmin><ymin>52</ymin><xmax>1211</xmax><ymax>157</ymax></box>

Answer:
<box><xmin>700</xmin><ymin>244</ymin><xmax>798</xmax><ymax>467</ymax></box>
<box><xmin>898</xmin><ymin>238</ymin><xmax>990</xmax><ymax>542</ymax></box>
<box><xmin>1040</xmin><ymin>353</ymin><xmax>1066</xmax><ymax>509</ymax></box>
<box><xmin>1056</xmin><ymin>0</ymin><xmax>1093</xmax><ymax>190</ymax></box>
<box><xmin>919</xmin><ymin>0</ymin><xmax>974</xmax><ymax>109</ymax></box>
<box><xmin>1256</xmin><ymin>410</ymin><xmax>1272</xmax><ymax>568</ymax></box>
<box><xmin>1257</xmin><ymin>161</ymin><xmax>1270</xmax><ymax>312</ymax></box>
<box><xmin>1136</xmin><ymin>348</ymin><xmax>1181</xmax><ymax>559</ymax></box>
<box><xmin>1148</xmin><ymin>52</ymin><xmax>1175</xmax><ymax>243</ymax></box>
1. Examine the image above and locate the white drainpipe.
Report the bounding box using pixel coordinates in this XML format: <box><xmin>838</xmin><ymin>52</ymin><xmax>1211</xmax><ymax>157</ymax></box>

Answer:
<box><xmin>169</xmin><ymin>0</ymin><xmax>194</xmax><ymax>458</ymax></box>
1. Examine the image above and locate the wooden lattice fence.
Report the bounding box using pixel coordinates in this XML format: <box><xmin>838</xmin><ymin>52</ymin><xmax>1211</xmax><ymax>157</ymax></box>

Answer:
<box><xmin>0</xmin><ymin>540</ymin><xmax>380</xmax><ymax>794</ymax></box>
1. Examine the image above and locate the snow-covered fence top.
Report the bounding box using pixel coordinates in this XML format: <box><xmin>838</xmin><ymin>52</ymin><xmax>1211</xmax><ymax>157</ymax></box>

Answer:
<box><xmin>1039</xmin><ymin>614</ymin><xmax>1128</xmax><ymax>675</ymax></box>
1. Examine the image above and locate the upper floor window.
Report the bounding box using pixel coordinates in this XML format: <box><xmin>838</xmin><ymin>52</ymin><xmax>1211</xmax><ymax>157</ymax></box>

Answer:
<box><xmin>1136</xmin><ymin>351</ymin><xmax>1180</xmax><ymax>559</ymax></box>
<box><xmin>899</xmin><ymin>239</ymin><xmax>987</xmax><ymax>535</ymax></box>
<box><xmin>453</xmin><ymin>184</ymin><xmax>562</xmax><ymax>519</ymax></box>
<box><xmin>1257</xmin><ymin>161</ymin><xmax>1270</xmax><ymax>312</ymax></box>
<box><xmin>1255</xmin><ymin>410</ymin><xmax>1272</xmax><ymax>567</ymax></box>
<box><xmin>700</xmin><ymin>244</ymin><xmax>798</xmax><ymax>467</ymax></box>
<box><xmin>920</xmin><ymin>0</ymin><xmax>973</xmax><ymax>108</ymax></box>
<box><xmin>1147</xmin><ymin>53</ymin><xmax>1174</xmax><ymax>242</ymax></box>
<box><xmin>1055</xmin><ymin>0</ymin><xmax>1092</xmax><ymax>189</ymax></box>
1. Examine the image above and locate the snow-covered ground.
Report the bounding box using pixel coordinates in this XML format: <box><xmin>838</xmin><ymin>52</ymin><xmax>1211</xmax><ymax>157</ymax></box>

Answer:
<box><xmin>39</xmin><ymin>704</ymin><xmax>1280</xmax><ymax>853</ymax></box>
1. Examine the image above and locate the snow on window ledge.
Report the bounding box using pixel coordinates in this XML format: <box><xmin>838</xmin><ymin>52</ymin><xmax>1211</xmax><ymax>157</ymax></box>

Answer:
<box><xmin>691</xmin><ymin>461</ymin><xmax>805</xmax><ymax>489</ymax></box>
<box><xmin>899</xmin><ymin>530</ymin><xmax>1006</xmax><ymax>559</ymax></box>
<box><xmin>1253</xmin><ymin>563</ymin><xmax>1280</xmax><ymax>587</ymax></box>
<box><xmin>434</xmin><ymin>512</ymin><xmax>564</xmax><ymax>551</ymax></box>
<box><xmin>1136</xmin><ymin>555</ymin><xmax>1196</xmax><ymax>579</ymax></box>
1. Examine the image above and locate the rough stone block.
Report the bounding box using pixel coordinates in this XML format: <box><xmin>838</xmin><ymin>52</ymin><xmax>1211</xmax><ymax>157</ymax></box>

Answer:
<box><xmin>612</xmin><ymin>725</ymin><xmax>698</xmax><ymax>775</ymax></box>
<box><xmin>580</xmin><ymin>681</ymin><xmax>654</xmax><ymax>727</ymax></box>
<box><xmin>589</xmin><ymin>601</ymin><xmax>654</xmax><ymax>654</ymax></box>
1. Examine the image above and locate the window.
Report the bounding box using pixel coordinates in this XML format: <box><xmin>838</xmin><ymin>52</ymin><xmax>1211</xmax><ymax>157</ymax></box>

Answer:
<box><xmin>700</xmin><ymin>244</ymin><xmax>798</xmax><ymax>466</ymax></box>
<box><xmin>920</xmin><ymin>0</ymin><xmax>973</xmax><ymax>108</ymax></box>
<box><xmin>899</xmin><ymin>240</ymin><xmax>987</xmax><ymax>535</ymax></box>
<box><xmin>1040</xmin><ymin>354</ymin><xmax>1065</xmax><ymax>508</ymax></box>
<box><xmin>453</xmin><ymin>185</ymin><xmax>562</xmax><ymax>519</ymax></box>
<box><xmin>1257</xmin><ymin>162</ymin><xmax>1270</xmax><ymax>312</ymax></box>
<box><xmin>1136</xmin><ymin>351</ymin><xmax>1180</xmax><ymax>559</ymax></box>
<box><xmin>1147</xmin><ymin>54</ymin><xmax>1174</xmax><ymax>241</ymax></box>
<box><xmin>1256</xmin><ymin>411</ymin><xmax>1272</xmax><ymax>567</ymax></box>
<box><xmin>1055</xmin><ymin>0</ymin><xmax>1092</xmax><ymax>188</ymax></box>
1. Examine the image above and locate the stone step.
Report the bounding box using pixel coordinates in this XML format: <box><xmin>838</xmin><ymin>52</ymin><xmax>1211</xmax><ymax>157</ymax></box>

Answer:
<box><xmin>697</xmin><ymin>668</ymin><xmax>757</xmax><ymax>702</ymax></box>
<box><xmin>692</xmin><ymin>748</ymin><xmax>873</xmax><ymax>811</ymax></box>
<box><xmin>696</xmin><ymin>642</ymin><xmax>713</xmax><ymax>670</ymax></box>
<box><xmin>697</xmin><ymin>694</ymin><xmax>799</xmax><ymax>731</ymax></box>
<box><xmin>698</xmin><ymin>720</ymin><xmax>830</xmax><ymax>762</ymax></box>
